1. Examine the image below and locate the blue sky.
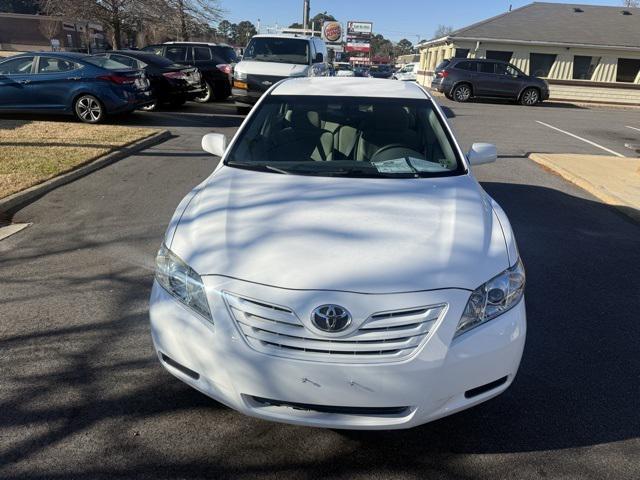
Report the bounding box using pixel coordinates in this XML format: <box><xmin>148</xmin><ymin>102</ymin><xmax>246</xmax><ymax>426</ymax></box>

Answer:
<box><xmin>222</xmin><ymin>0</ymin><xmax>623</xmax><ymax>43</ymax></box>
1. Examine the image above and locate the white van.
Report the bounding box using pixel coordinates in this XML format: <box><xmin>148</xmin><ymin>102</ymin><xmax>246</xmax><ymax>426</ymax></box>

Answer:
<box><xmin>392</xmin><ymin>63</ymin><xmax>419</xmax><ymax>81</ymax></box>
<box><xmin>232</xmin><ymin>34</ymin><xmax>328</xmax><ymax>114</ymax></box>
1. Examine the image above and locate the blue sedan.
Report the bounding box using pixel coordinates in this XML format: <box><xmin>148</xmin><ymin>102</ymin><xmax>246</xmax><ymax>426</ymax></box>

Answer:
<box><xmin>0</xmin><ymin>52</ymin><xmax>153</xmax><ymax>123</ymax></box>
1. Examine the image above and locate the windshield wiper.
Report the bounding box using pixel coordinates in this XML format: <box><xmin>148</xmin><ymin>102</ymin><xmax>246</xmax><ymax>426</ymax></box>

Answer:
<box><xmin>226</xmin><ymin>161</ymin><xmax>287</xmax><ymax>174</ymax></box>
<box><xmin>265</xmin><ymin>165</ymin><xmax>292</xmax><ymax>175</ymax></box>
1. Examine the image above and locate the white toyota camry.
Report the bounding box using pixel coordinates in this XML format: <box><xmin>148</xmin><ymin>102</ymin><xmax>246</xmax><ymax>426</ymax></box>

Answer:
<box><xmin>150</xmin><ymin>77</ymin><xmax>526</xmax><ymax>430</ymax></box>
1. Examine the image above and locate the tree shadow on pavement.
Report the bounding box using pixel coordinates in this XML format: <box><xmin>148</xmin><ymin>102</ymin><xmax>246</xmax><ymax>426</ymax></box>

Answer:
<box><xmin>0</xmin><ymin>180</ymin><xmax>638</xmax><ymax>480</ymax></box>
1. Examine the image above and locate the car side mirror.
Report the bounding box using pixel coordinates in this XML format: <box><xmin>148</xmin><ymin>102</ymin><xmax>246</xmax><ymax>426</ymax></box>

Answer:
<box><xmin>315</xmin><ymin>52</ymin><xmax>324</xmax><ymax>63</ymax></box>
<box><xmin>201</xmin><ymin>133</ymin><xmax>227</xmax><ymax>157</ymax></box>
<box><xmin>467</xmin><ymin>143</ymin><xmax>497</xmax><ymax>166</ymax></box>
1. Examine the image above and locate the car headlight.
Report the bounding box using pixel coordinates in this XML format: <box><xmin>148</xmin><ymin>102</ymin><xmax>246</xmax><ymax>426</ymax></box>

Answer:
<box><xmin>233</xmin><ymin>70</ymin><xmax>247</xmax><ymax>81</ymax></box>
<box><xmin>155</xmin><ymin>244</ymin><xmax>213</xmax><ymax>323</ymax></box>
<box><xmin>455</xmin><ymin>258</ymin><xmax>525</xmax><ymax>337</ymax></box>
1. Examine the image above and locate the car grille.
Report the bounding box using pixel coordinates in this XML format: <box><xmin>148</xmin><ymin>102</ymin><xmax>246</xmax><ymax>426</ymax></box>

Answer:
<box><xmin>224</xmin><ymin>292</ymin><xmax>446</xmax><ymax>364</ymax></box>
<box><xmin>246</xmin><ymin>74</ymin><xmax>287</xmax><ymax>93</ymax></box>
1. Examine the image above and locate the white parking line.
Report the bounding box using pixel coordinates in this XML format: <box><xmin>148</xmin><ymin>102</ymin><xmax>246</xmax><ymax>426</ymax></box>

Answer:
<box><xmin>626</xmin><ymin>125</ymin><xmax>640</xmax><ymax>133</ymax></box>
<box><xmin>536</xmin><ymin>120</ymin><xmax>625</xmax><ymax>158</ymax></box>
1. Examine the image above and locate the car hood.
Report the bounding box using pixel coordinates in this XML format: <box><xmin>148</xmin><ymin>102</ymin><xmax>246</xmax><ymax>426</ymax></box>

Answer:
<box><xmin>169</xmin><ymin>167</ymin><xmax>510</xmax><ymax>293</ymax></box>
<box><xmin>235</xmin><ymin>60</ymin><xmax>309</xmax><ymax>77</ymax></box>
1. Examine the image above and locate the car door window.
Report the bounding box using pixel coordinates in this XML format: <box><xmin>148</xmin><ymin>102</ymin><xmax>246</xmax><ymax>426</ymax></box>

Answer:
<box><xmin>109</xmin><ymin>54</ymin><xmax>138</xmax><ymax>68</ymax></box>
<box><xmin>165</xmin><ymin>47</ymin><xmax>188</xmax><ymax>62</ymax></box>
<box><xmin>37</xmin><ymin>57</ymin><xmax>78</xmax><ymax>73</ymax></box>
<box><xmin>193</xmin><ymin>47</ymin><xmax>212</xmax><ymax>61</ymax></box>
<box><xmin>479</xmin><ymin>62</ymin><xmax>496</xmax><ymax>74</ymax></box>
<box><xmin>0</xmin><ymin>56</ymin><xmax>35</xmax><ymax>75</ymax></box>
<box><xmin>455</xmin><ymin>61</ymin><xmax>476</xmax><ymax>72</ymax></box>
<box><xmin>495</xmin><ymin>63</ymin><xmax>519</xmax><ymax>77</ymax></box>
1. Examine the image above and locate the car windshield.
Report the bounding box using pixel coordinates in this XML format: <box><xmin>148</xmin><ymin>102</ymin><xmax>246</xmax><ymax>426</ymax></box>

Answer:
<box><xmin>225</xmin><ymin>95</ymin><xmax>464</xmax><ymax>178</ymax></box>
<box><xmin>243</xmin><ymin>38</ymin><xmax>309</xmax><ymax>65</ymax></box>
<box><xmin>84</xmin><ymin>56</ymin><xmax>131</xmax><ymax>70</ymax></box>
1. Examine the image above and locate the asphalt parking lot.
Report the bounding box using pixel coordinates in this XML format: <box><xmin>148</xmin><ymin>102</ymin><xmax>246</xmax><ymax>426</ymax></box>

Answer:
<box><xmin>1</xmin><ymin>97</ymin><xmax>639</xmax><ymax>479</ymax></box>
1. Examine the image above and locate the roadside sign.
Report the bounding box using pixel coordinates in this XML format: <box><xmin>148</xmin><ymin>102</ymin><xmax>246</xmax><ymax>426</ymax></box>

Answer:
<box><xmin>322</xmin><ymin>21</ymin><xmax>343</xmax><ymax>44</ymax></box>
<box><xmin>347</xmin><ymin>21</ymin><xmax>373</xmax><ymax>39</ymax></box>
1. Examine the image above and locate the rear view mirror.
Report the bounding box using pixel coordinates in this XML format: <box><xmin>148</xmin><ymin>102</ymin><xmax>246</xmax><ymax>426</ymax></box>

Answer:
<box><xmin>315</xmin><ymin>53</ymin><xmax>324</xmax><ymax>63</ymax></box>
<box><xmin>467</xmin><ymin>143</ymin><xmax>497</xmax><ymax>166</ymax></box>
<box><xmin>201</xmin><ymin>133</ymin><xmax>227</xmax><ymax>157</ymax></box>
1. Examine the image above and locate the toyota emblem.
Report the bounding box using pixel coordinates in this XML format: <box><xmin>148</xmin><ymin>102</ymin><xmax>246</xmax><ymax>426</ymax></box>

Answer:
<box><xmin>311</xmin><ymin>305</ymin><xmax>352</xmax><ymax>332</ymax></box>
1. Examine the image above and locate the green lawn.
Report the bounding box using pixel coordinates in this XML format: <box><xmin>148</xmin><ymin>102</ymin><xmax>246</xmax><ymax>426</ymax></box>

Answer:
<box><xmin>0</xmin><ymin>120</ymin><xmax>158</xmax><ymax>199</ymax></box>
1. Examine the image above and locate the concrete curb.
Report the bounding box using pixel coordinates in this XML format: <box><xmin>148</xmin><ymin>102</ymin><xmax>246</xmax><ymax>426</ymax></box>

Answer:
<box><xmin>528</xmin><ymin>153</ymin><xmax>640</xmax><ymax>224</ymax></box>
<box><xmin>0</xmin><ymin>129</ymin><xmax>171</xmax><ymax>214</ymax></box>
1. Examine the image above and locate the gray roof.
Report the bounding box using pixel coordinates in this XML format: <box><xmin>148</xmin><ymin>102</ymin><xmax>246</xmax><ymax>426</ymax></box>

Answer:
<box><xmin>441</xmin><ymin>2</ymin><xmax>640</xmax><ymax>49</ymax></box>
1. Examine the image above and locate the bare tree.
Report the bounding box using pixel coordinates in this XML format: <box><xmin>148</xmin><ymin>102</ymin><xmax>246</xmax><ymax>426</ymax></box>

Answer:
<box><xmin>38</xmin><ymin>18</ymin><xmax>61</xmax><ymax>48</ymax></box>
<box><xmin>433</xmin><ymin>24</ymin><xmax>454</xmax><ymax>38</ymax></box>
<box><xmin>162</xmin><ymin>0</ymin><xmax>222</xmax><ymax>41</ymax></box>
<box><xmin>622</xmin><ymin>0</ymin><xmax>639</xmax><ymax>7</ymax></box>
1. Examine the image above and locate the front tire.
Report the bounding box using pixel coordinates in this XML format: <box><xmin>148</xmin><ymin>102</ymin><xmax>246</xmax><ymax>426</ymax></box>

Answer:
<box><xmin>520</xmin><ymin>87</ymin><xmax>540</xmax><ymax>106</ymax></box>
<box><xmin>74</xmin><ymin>95</ymin><xmax>105</xmax><ymax>123</ymax></box>
<box><xmin>452</xmin><ymin>83</ymin><xmax>472</xmax><ymax>103</ymax></box>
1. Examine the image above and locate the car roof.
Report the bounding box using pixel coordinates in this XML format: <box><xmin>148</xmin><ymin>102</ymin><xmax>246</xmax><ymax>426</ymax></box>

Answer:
<box><xmin>252</xmin><ymin>34</ymin><xmax>314</xmax><ymax>40</ymax></box>
<box><xmin>22</xmin><ymin>51</ymin><xmax>88</xmax><ymax>58</ymax></box>
<box><xmin>164</xmin><ymin>41</ymin><xmax>217</xmax><ymax>46</ymax></box>
<box><xmin>451</xmin><ymin>57</ymin><xmax>507</xmax><ymax>64</ymax></box>
<box><xmin>270</xmin><ymin>77</ymin><xmax>430</xmax><ymax>100</ymax></box>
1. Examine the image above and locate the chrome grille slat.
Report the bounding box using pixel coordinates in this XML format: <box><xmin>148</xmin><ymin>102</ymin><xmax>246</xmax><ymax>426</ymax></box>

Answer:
<box><xmin>363</xmin><ymin>308</ymin><xmax>441</xmax><ymax>329</ymax></box>
<box><xmin>224</xmin><ymin>292</ymin><xmax>446</xmax><ymax>364</ymax></box>
<box><xmin>226</xmin><ymin>295</ymin><xmax>300</xmax><ymax>325</ymax></box>
<box><xmin>240</xmin><ymin>324</ymin><xmax>425</xmax><ymax>352</ymax></box>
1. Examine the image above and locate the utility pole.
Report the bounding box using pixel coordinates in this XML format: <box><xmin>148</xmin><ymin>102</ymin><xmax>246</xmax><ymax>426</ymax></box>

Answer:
<box><xmin>303</xmin><ymin>0</ymin><xmax>310</xmax><ymax>31</ymax></box>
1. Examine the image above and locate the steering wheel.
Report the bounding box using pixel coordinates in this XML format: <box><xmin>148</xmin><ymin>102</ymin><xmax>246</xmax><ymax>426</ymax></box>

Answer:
<box><xmin>370</xmin><ymin>144</ymin><xmax>424</xmax><ymax>163</ymax></box>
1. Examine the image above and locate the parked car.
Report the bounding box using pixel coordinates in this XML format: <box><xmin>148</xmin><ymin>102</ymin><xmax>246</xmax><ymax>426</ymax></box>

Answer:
<box><xmin>431</xmin><ymin>58</ymin><xmax>549</xmax><ymax>105</ymax></box>
<box><xmin>232</xmin><ymin>34</ymin><xmax>329</xmax><ymax>114</ymax></box>
<box><xmin>0</xmin><ymin>52</ymin><xmax>152</xmax><ymax>123</ymax></box>
<box><xmin>333</xmin><ymin>62</ymin><xmax>355</xmax><ymax>77</ymax></box>
<box><xmin>368</xmin><ymin>64</ymin><xmax>394</xmax><ymax>79</ymax></box>
<box><xmin>96</xmin><ymin>50</ymin><xmax>204</xmax><ymax>110</ymax></box>
<box><xmin>354</xmin><ymin>66</ymin><xmax>369</xmax><ymax>77</ymax></box>
<box><xmin>142</xmin><ymin>42</ymin><xmax>237</xmax><ymax>103</ymax></box>
<box><xmin>393</xmin><ymin>63</ymin><xmax>419</xmax><ymax>81</ymax></box>
<box><xmin>150</xmin><ymin>77</ymin><xmax>527</xmax><ymax>430</ymax></box>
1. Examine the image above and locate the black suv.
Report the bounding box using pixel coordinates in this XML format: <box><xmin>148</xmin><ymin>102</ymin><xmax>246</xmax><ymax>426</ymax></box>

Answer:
<box><xmin>431</xmin><ymin>58</ymin><xmax>549</xmax><ymax>106</ymax></box>
<box><xmin>143</xmin><ymin>42</ymin><xmax>238</xmax><ymax>102</ymax></box>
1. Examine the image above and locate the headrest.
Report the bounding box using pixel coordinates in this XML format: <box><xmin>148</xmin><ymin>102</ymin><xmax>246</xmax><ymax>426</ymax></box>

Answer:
<box><xmin>289</xmin><ymin>109</ymin><xmax>321</xmax><ymax>130</ymax></box>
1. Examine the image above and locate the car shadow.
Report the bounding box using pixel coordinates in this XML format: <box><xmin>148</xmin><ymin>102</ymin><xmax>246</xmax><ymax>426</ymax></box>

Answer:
<box><xmin>0</xmin><ymin>180</ymin><xmax>638</xmax><ymax>479</ymax></box>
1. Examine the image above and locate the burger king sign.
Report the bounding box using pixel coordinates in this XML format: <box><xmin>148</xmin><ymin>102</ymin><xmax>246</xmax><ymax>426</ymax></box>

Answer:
<box><xmin>322</xmin><ymin>21</ymin><xmax>343</xmax><ymax>44</ymax></box>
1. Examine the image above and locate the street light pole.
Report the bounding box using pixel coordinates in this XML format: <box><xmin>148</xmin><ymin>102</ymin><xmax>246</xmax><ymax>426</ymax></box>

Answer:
<box><xmin>303</xmin><ymin>0</ymin><xmax>310</xmax><ymax>31</ymax></box>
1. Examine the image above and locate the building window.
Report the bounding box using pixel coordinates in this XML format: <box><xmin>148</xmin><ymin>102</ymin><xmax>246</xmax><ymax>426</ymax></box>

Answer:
<box><xmin>573</xmin><ymin>56</ymin><xmax>600</xmax><ymax>80</ymax></box>
<box><xmin>454</xmin><ymin>48</ymin><xmax>469</xmax><ymax>58</ymax></box>
<box><xmin>529</xmin><ymin>53</ymin><xmax>557</xmax><ymax>77</ymax></box>
<box><xmin>486</xmin><ymin>50</ymin><xmax>513</xmax><ymax>63</ymax></box>
<box><xmin>616</xmin><ymin>58</ymin><xmax>640</xmax><ymax>83</ymax></box>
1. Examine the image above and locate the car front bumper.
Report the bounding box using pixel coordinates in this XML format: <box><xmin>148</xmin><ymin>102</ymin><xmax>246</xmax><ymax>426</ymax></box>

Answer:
<box><xmin>232</xmin><ymin>88</ymin><xmax>262</xmax><ymax>106</ymax></box>
<box><xmin>149</xmin><ymin>277</ymin><xmax>526</xmax><ymax>430</ymax></box>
